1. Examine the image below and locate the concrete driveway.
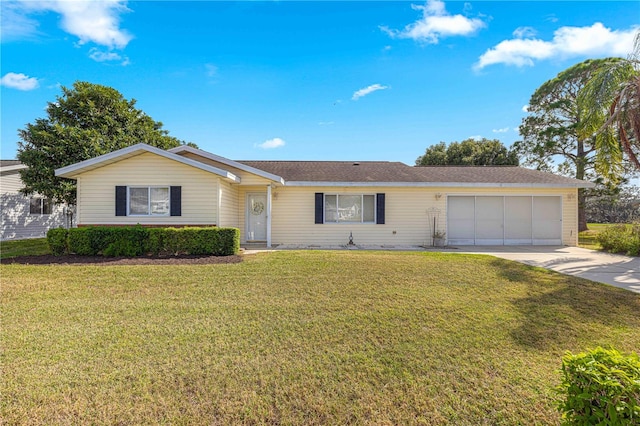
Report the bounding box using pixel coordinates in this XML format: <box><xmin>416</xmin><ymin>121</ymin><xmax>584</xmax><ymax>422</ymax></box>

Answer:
<box><xmin>456</xmin><ymin>246</ymin><xmax>640</xmax><ymax>294</ymax></box>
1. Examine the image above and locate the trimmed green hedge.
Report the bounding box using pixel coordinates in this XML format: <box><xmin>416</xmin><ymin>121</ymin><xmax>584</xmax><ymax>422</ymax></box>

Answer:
<box><xmin>596</xmin><ymin>224</ymin><xmax>640</xmax><ymax>256</ymax></box>
<box><xmin>47</xmin><ymin>226</ymin><xmax>240</xmax><ymax>257</ymax></box>
<box><xmin>147</xmin><ymin>227</ymin><xmax>240</xmax><ymax>256</ymax></box>
<box><xmin>46</xmin><ymin>228</ymin><xmax>68</xmax><ymax>256</ymax></box>
<box><xmin>558</xmin><ymin>347</ymin><xmax>640</xmax><ymax>425</ymax></box>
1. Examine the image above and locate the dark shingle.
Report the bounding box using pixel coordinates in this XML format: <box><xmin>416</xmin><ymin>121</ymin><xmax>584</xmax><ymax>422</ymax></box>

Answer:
<box><xmin>238</xmin><ymin>161</ymin><xmax>591</xmax><ymax>187</ymax></box>
<box><xmin>239</xmin><ymin>161</ymin><xmax>425</xmax><ymax>182</ymax></box>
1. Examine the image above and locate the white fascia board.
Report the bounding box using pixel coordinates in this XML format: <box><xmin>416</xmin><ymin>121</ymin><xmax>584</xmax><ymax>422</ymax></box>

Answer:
<box><xmin>284</xmin><ymin>181</ymin><xmax>595</xmax><ymax>188</ymax></box>
<box><xmin>0</xmin><ymin>164</ymin><xmax>27</xmax><ymax>173</ymax></box>
<box><xmin>170</xmin><ymin>145</ymin><xmax>284</xmax><ymax>184</ymax></box>
<box><xmin>55</xmin><ymin>143</ymin><xmax>240</xmax><ymax>183</ymax></box>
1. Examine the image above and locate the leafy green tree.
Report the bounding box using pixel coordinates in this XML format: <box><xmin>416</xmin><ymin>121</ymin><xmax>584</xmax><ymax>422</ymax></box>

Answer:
<box><xmin>514</xmin><ymin>58</ymin><xmax>624</xmax><ymax>231</ymax></box>
<box><xmin>17</xmin><ymin>81</ymin><xmax>191</xmax><ymax>205</ymax></box>
<box><xmin>415</xmin><ymin>138</ymin><xmax>519</xmax><ymax>166</ymax></box>
<box><xmin>585</xmin><ymin>183</ymin><xmax>640</xmax><ymax>223</ymax></box>
<box><xmin>578</xmin><ymin>32</ymin><xmax>640</xmax><ymax>176</ymax></box>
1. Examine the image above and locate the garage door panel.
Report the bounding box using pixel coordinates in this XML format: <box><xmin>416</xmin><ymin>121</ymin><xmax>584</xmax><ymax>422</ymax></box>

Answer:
<box><xmin>505</xmin><ymin>196</ymin><xmax>532</xmax><ymax>244</ymax></box>
<box><xmin>475</xmin><ymin>196</ymin><xmax>503</xmax><ymax>245</ymax></box>
<box><xmin>448</xmin><ymin>196</ymin><xmax>475</xmax><ymax>245</ymax></box>
<box><xmin>533</xmin><ymin>196</ymin><xmax>562</xmax><ymax>244</ymax></box>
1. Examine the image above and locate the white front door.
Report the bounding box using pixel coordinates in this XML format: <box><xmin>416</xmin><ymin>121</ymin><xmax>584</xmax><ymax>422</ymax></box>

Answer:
<box><xmin>246</xmin><ymin>193</ymin><xmax>267</xmax><ymax>241</ymax></box>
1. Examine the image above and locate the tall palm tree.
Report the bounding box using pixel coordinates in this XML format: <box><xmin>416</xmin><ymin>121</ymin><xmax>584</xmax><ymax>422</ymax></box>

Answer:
<box><xmin>578</xmin><ymin>32</ymin><xmax>640</xmax><ymax>180</ymax></box>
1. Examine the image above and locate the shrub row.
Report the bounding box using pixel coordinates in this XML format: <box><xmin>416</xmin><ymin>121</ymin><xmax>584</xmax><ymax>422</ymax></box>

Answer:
<box><xmin>558</xmin><ymin>347</ymin><xmax>640</xmax><ymax>425</ymax></box>
<box><xmin>47</xmin><ymin>226</ymin><xmax>240</xmax><ymax>257</ymax></box>
<box><xmin>596</xmin><ymin>224</ymin><xmax>640</xmax><ymax>256</ymax></box>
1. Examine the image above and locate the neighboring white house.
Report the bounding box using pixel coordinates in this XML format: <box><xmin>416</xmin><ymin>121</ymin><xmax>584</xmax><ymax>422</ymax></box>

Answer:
<box><xmin>1</xmin><ymin>161</ymin><xmax>70</xmax><ymax>241</ymax></box>
<box><xmin>55</xmin><ymin>144</ymin><xmax>595</xmax><ymax>248</ymax></box>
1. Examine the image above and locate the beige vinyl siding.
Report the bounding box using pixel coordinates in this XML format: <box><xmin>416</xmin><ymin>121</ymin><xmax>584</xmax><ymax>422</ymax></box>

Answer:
<box><xmin>563</xmin><ymin>189</ymin><xmax>579</xmax><ymax>246</ymax></box>
<box><xmin>0</xmin><ymin>171</ymin><xmax>24</xmax><ymax>194</ymax></box>
<box><xmin>76</xmin><ymin>152</ymin><xmax>219</xmax><ymax>225</ymax></box>
<box><xmin>218</xmin><ymin>180</ymin><xmax>239</xmax><ymax>228</ymax></box>
<box><xmin>271</xmin><ymin>186</ymin><xmax>437</xmax><ymax>246</ymax></box>
<box><xmin>270</xmin><ymin>186</ymin><xmax>579</xmax><ymax>246</ymax></box>
<box><xmin>179</xmin><ymin>153</ymin><xmax>273</xmax><ymax>186</ymax></box>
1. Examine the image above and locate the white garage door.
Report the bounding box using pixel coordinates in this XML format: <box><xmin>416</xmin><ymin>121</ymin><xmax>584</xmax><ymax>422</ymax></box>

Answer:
<box><xmin>447</xmin><ymin>196</ymin><xmax>562</xmax><ymax>246</ymax></box>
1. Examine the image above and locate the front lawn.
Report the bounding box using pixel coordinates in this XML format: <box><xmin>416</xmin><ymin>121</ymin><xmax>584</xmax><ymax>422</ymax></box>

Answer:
<box><xmin>578</xmin><ymin>223</ymin><xmax>614</xmax><ymax>250</ymax></box>
<box><xmin>2</xmin><ymin>251</ymin><xmax>639</xmax><ymax>425</ymax></box>
<box><xmin>0</xmin><ymin>237</ymin><xmax>50</xmax><ymax>260</ymax></box>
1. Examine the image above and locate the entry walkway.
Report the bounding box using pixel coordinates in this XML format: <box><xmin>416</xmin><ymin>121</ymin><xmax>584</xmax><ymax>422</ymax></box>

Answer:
<box><xmin>456</xmin><ymin>246</ymin><xmax>640</xmax><ymax>294</ymax></box>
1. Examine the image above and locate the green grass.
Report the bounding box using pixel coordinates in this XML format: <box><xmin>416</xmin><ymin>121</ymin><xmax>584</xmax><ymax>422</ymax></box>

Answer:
<box><xmin>0</xmin><ymin>238</ymin><xmax>50</xmax><ymax>259</ymax></box>
<box><xmin>578</xmin><ymin>223</ymin><xmax>619</xmax><ymax>250</ymax></box>
<box><xmin>2</xmin><ymin>251</ymin><xmax>639</xmax><ymax>425</ymax></box>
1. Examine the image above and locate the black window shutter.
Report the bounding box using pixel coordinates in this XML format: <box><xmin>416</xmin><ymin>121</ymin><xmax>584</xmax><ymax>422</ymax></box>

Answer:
<box><xmin>376</xmin><ymin>193</ymin><xmax>385</xmax><ymax>224</ymax></box>
<box><xmin>115</xmin><ymin>186</ymin><xmax>127</xmax><ymax>216</ymax></box>
<box><xmin>170</xmin><ymin>186</ymin><xmax>182</xmax><ymax>216</ymax></box>
<box><xmin>314</xmin><ymin>193</ymin><xmax>324</xmax><ymax>224</ymax></box>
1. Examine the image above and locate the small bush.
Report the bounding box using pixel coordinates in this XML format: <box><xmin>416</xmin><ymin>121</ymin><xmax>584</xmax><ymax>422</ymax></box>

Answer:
<box><xmin>596</xmin><ymin>224</ymin><xmax>640</xmax><ymax>256</ymax></box>
<box><xmin>46</xmin><ymin>228</ymin><xmax>68</xmax><ymax>256</ymax></box>
<box><xmin>217</xmin><ymin>227</ymin><xmax>240</xmax><ymax>256</ymax></box>
<box><xmin>68</xmin><ymin>227</ymin><xmax>96</xmax><ymax>255</ymax></box>
<box><xmin>558</xmin><ymin>347</ymin><xmax>640</xmax><ymax>425</ymax></box>
<box><xmin>102</xmin><ymin>225</ymin><xmax>149</xmax><ymax>257</ymax></box>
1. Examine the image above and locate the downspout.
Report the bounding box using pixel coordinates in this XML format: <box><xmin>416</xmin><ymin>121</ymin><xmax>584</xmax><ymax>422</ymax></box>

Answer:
<box><xmin>216</xmin><ymin>179</ymin><xmax>221</xmax><ymax>227</ymax></box>
<box><xmin>266</xmin><ymin>184</ymin><xmax>272</xmax><ymax>248</ymax></box>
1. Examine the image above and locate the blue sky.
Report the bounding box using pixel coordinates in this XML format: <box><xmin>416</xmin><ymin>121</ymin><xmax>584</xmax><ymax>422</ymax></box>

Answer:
<box><xmin>1</xmin><ymin>1</ymin><xmax>638</xmax><ymax>165</ymax></box>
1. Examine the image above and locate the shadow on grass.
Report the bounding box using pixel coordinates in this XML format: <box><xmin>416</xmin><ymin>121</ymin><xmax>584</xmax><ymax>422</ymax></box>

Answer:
<box><xmin>0</xmin><ymin>254</ymin><xmax>244</xmax><ymax>266</ymax></box>
<box><xmin>490</xmin><ymin>258</ymin><xmax>640</xmax><ymax>350</ymax></box>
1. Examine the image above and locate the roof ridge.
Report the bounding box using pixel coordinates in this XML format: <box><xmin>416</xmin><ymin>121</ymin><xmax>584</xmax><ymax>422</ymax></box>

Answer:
<box><xmin>238</xmin><ymin>160</ymin><xmax>403</xmax><ymax>163</ymax></box>
<box><xmin>414</xmin><ymin>165</ymin><xmax>519</xmax><ymax>168</ymax></box>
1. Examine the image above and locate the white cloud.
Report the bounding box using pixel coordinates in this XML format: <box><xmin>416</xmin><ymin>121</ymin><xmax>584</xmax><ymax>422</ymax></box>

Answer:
<box><xmin>88</xmin><ymin>48</ymin><xmax>129</xmax><ymax>65</ymax></box>
<box><xmin>3</xmin><ymin>0</ymin><xmax>132</xmax><ymax>49</ymax></box>
<box><xmin>492</xmin><ymin>127</ymin><xmax>509</xmax><ymax>133</ymax></box>
<box><xmin>522</xmin><ymin>105</ymin><xmax>529</xmax><ymax>113</ymax></box>
<box><xmin>0</xmin><ymin>1</ymin><xmax>40</xmax><ymax>41</ymax></box>
<box><xmin>352</xmin><ymin>84</ymin><xmax>389</xmax><ymax>101</ymax></box>
<box><xmin>381</xmin><ymin>0</ymin><xmax>486</xmax><ymax>44</ymax></box>
<box><xmin>513</xmin><ymin>26</ymin><xmax>536</xmax><ymax>39</ymax></box>
<box><xmin>257</xmin><ymin>138</ymin><xmax>286</xmax><ymax>149</ymax></box>
<box><xmin>469</xmin><ymin>135</ymin><xmax>483</xmax><ymax>141</ymax></box>
<box><xmin>475</xmin><ymin>23</ymin><xmax>638</xmax><ymax>70</ymax></box>
<box><xmin>0</xmin><ymin>72</ymin><xmax>39</xmax><ymax>90</ymax></box>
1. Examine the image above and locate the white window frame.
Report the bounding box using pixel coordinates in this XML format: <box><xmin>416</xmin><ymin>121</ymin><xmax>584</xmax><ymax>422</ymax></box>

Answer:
<box><xmin>29</xmin><ymin>197</ymin><xmax>52</xmax><ymax>215</ymax></box>
<box><xmin>324</xmin><ymin>194</ymin><xmax>376</xmax><ymax>224</ymax></box>
<box><xmin>127</xmin><ymin>186</ymin><xmax>170</xmax><ymax>216</ymax></box>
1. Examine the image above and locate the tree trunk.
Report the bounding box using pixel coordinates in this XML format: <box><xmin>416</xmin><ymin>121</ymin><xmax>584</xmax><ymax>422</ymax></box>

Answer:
<box><xmin>578</xmin><ymin>188</ymin><xmax>588</xmax><ymax>232</ymax></box>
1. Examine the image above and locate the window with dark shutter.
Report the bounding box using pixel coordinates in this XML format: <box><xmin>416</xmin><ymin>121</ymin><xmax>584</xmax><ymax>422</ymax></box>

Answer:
<box><xmin>170</xmin><ymin>186</ymin><xmax>181</xmax><ymax>216</ymax></box>
<box><xmin>315</xmin><ymin>193</ymin><xmax>323</xmax><ymax>224</ymax></box>
<box><xmin>376</xmin><ymin>193</ymin><xmax>385</xmax><ymax>224</ymax></box>
<box><xmin>115</xmin><ymin>186</ymin><xmax>127</xmax><ymax>216</ymax></box>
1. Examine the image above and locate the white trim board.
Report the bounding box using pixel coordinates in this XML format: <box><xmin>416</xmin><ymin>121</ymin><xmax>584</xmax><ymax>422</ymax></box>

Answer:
<box><xmin>170</xmin><ymin>145</ymin><xmax>284</xmax><ymax>184</ymax></box>
<box><xmin>55</xmin><ymin>144</ymin><xmax>240</xmax><ymax>183</ymax></box>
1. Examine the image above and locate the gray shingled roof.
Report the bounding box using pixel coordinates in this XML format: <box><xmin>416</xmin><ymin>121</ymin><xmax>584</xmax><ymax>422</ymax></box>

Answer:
<box><xmin>238</xmin><ymin>161</ymin><xmax>592</xmax><ymax>187</ymax></box>
<box><xmin>239</xmin><ymin>161</ymin><xmax>426</xmax><ymax>182</ymax></box>
<box><xmin>0</xmin><ymin>160</ymin><xmax>22</xmax><ymax>168</ymax></box>
<box><xmin>412</xmin><ymin>166</ymin><xmax>589</xmax><ymax>185</ymax></box>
